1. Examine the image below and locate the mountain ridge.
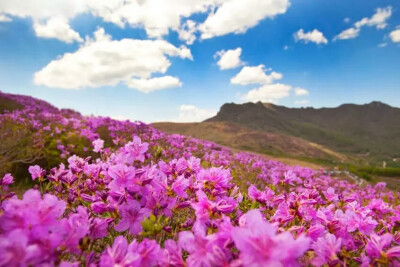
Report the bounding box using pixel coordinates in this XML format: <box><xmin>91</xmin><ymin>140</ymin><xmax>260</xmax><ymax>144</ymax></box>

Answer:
<box><xmin>156</xmin><ymin>101</ymin><xmax>400</xmax><ymax>167</ymax></box>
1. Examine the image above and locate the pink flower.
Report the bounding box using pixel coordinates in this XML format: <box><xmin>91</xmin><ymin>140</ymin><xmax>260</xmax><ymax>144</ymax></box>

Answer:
<box><xmin>366</xmin><ymin>233</ymin><xmax>393</xmax><ymax>259</ymax></box>
<box><xmin>311</xmin><ymin>233</ymin><xmax>342</xmax><ymax>266</ymax></box>
<box><xmin>117</xmin><ymin>136</ymin><xmax>148</xmax><ymax>164</ymax></box>
<box><xmin>324</xmin><ymin>187</ymin><xmax>338</xmax><ymax>202</ymax></box>
<box><xmin>171</xmin><ymin>175</ymin><xmax>189</xmax><ymax>198</ymax></box>
<box><xmin>128</xmin><ymin>239</ymin><xmax>163</xmax><ymax>267</ymax></box>
<box><xmin>28</xmin><ymin>165</ymin><xmax>44</xmax><ymax>180</ymax></box>
<box><xmin>162</xmin><ymin>239</ymin><xmax>185</xmax><ymax>267</ymax></box>
<box><xmin>232</xmin><ymin>209</ymin><xmax>310</xmax><ymax>266</ymax></box>
<box><xmin>1</xmin><ymin>173</ymin><xmax>13</xmax><ymax>186</ymax></box>
<box><xmin>386</xmin><ymin>246</ymin><xmax>400</xmax><ymax>258</ymax></box>
<box><xmin>179</xmin><ymin>229</ymin><xmax>230</xmax><ymax>267</ymax></box>
<box><xmin>107</xmin><ymin>164</ymin><xmax>136</xmax><ymax>192</ymax></box>
<box><xmin>359</xmin><ymin>216</ymin><xmax>378</xmax><ymax>235</ymax></box>
<box><xmin>100</xmin><ymin>236</ymin><xmax>134</xmax><ymax>267</ymax></box>
<box><xmin>0</xmin><ymin>230</ymin><xmax>41</xmax><ymax>266</ymax></box>
<box><xmin>92</xmin><ymin>138</ymin><xmax>104</xmax><ymax>153</ymax></box>
<box><xmin>90</xmin><ymin>218</ymin><xmax>110</xmax><ymax>239</ymax></box>
<box><xmin>115</xmin><ymin>199</ymin><xmax>150</xmax><ymax>235</ymax></box>
<box><xmin>197</xmin><ymin>167</ymin><xmax>232</xmax><ymax>190</ymax></box>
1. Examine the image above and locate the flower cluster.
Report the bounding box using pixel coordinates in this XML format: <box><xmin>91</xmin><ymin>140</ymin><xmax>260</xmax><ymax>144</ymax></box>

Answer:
<box><xmin>0</xmin><ymin>91</ymin><xmax>399</xmax><ymax>266</ymax></box>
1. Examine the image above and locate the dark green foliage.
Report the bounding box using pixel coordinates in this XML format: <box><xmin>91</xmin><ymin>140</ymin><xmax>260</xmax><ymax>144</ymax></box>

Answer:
<box><xmin>0</xmin><ymin>95</ymin><xmax>23</xmax><ymax>113</ymax></box>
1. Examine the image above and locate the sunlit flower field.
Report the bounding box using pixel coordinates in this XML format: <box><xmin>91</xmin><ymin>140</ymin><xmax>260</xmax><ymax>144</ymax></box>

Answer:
<box><xmin>1</xmin><ymin>92</ymin><xmax>399</xmax><ymax>266</ymax></box>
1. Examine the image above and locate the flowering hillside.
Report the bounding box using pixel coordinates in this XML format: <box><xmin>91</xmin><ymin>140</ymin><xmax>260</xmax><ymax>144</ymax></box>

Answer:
<box><xmin>0</xmin><ymin>92</ymin><xmax>400</xmax><ymax>266</ymax></box>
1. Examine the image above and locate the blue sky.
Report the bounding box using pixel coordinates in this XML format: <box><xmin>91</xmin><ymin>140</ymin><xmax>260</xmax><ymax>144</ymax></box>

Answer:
<box><xmin>0</xmin><ymin>0</ymin><xmax>399</xmax><ymax>122</ymax></box>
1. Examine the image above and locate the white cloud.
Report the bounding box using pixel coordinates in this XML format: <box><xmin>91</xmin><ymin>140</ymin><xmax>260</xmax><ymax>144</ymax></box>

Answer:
<box><xmin>198</xmin><ymin>0</ymin><xmax>290</xmax><ymax>39</ymax></box>
<box><xmin>177</xmin><ymin>20</ymin><xmax>197</xmax><ymax>45</ymax></box>
<box><xmin>241</xmin><ymin>83</ymin><xmax>291</xmax><ymax>103</ymax></box>
<box><xmin>176</xmin><ymin>105</ymin><xmax>217</xmax><ymax>122</ymax></box>
<box><xmin>335</xmin><ymin>6</ymin><xmax>392</xmax><ymax>41</ymax></box>
<box><xmin>87</xmin><ymin>0</ymin><xmax>217</xmax><ymax>39</ymax></box>
<box><xmin>390</xmin><ymin>28</ymin><xmax>400</xmax><ymax>43</ymax></box>
<box><xmin>0</xmin><ymin>0</ymin><xmax>290</xmax><ymax>42</ymax></box>
<box><xmin>294</xmin><ymin>87</ymin><xmax>309</xmax><ymax>96</ymax></box>
<box><xmin>294</xmin><ymin>29</ymin><xmax>328</xmax><ymax>44</ymax></box>
<box><xmin>333</xmin><ymin>27</ymin><xmax>360</xmax><ymax>41</ymax></box>
<box><xmin>34</xmin><ymin>28</ymin><xmax>192</xmax><ymax>90</ymax></box>
<box><xmin>33</xmin><ymin>17</ymin><xmax>83</xmax><ymax>43</ymax></box>
<box><xmin>354</xmin><ymin>6</ymin><xmax>392</xmax><ymax>30</ymax></box>
<box><xmin>0</xmin><ymin>14</ymin><xmax>12</xmax><ymax>22</ymax></box>
<box><xmin>0</xmin><ymin>0</ymin><xmax>85</xmax><ymax>42</ymax></box>
<box><xmin>231</xmin><ymin>65</ymin><xmax>282</xmax><ymax>85</ymax></box>
<box><xmin>215</xmin><ymin>47</ymin><xmax>243</xmax><ymax>70</ymax></box>
<box><xmin>344</xmin><ymin>17</ymin><xmax>350</xmax><ymax>23</ymax></box>
<box><xmin>294</xmin><ymin>100</ymin><xmax>309</xmax><ymax>105</ymax></box>
<box><xmin>0</xmin><ymin>0</ymin><xmax>86</xmax><ymax>20</ymax></box>
<box><xmin>127</xmin><ymin>76</ymin><xmax>182</xmax><ymax>93</ymax></box>
<box><xmin>378</xmin><ymin>42</ymin><xmax>387</xmax><ymax>48</ymax></box>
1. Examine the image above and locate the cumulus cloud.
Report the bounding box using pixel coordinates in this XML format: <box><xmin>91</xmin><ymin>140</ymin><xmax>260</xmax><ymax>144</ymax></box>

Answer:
<box><xmin>390</xmin><ymin>28</ymin><xmax>400</xmax><ymax>43</ymax></box>
<box><xmin>333</xmin><ymin>27</ymin><xmax>360</xmax><ymax>41</ymax></box>
<box><xmin>354</xmin><ymin>6</ymin><xmax>392</xmax><ymax>30</ymax></box>
<box><xmin>199</xmin><ymin>0</ymin><xmax>290</xmax><ymax>39</ymax></box>
<box><xmin>33</xmin><ymin>17</ymin><xmax>83</xmax><ymax>43</ymax></box>
<box><xmin>176</xmin><ymin>105</ymin><xmax>217</xmax><ymax>122</ymax></box>
<box><xmin>34</xmin><ymin>28</ymin><xmax>191</xmax><ymax>91</ymax></box>
<box><xmin>231</xmin><ymin>65</ymin><xmax>282</xmax><ymax>85</ymax></box>
<box><xmin>127</xmin><ymin>76</ymin><xmax>182</xmax><ymax>93</ymax></box>
<box><xmin>215</xmin><ymin>48</ymin><xmax>243</xmax><ymax>70</ymax></box>
<box><xmin>334</xmin><ymin>6</ymin><xmax>392</xmax><ymax>41</ymax></box>
<box><xmin>294</xmin><ymin>87</ymin><xmax>309</xmax><ymax>96</ymax></box>
<box><xmin>177</xmin><ymin>20</ymin><xmax>197</xmax><ymax>45</ymax></box>
<box><xmin>241</xmin><ymin>83</ymin><xmax>291</xmax><ymax>103</ymax></box>
<box><xmin>0</xmin><ymin>14</ymin><xmax>12</xmax><ymax>22</ymax></box>
<box><xmin>294</xmin><ymin>29</ymin><xmax>328</xmax><ymax>45</ymax></box>
<box><xmin>0</xmin><ymin>0</ymin><xmax>290</xmax><ymax>43</ymax></box>
<box><xmin>230</xmin><ymin>62</ymin><xmax>309</xmax><ymax>104</ymax></box>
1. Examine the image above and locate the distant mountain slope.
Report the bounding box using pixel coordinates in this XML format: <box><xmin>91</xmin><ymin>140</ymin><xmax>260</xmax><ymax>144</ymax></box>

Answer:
<box><xmin>205</xmin><ymin>101</ymin><xmax>400</xmax><ymax>165</ymax></box>
<box><xmin>153</xmin><ymin>121</ymin><xmax>349</xmax><ymax>163</ymax></box>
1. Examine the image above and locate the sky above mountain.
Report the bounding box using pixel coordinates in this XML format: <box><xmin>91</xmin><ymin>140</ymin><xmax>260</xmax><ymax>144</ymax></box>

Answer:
<box><xmin>0</xmin><ymin>0</ymin><xmax>399</xmax><ymax>122</ymax></box>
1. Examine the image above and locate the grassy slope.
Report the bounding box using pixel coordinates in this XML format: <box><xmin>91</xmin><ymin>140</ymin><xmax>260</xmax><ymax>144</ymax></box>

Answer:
<box><xmin>152</xmin><ymin>121</ymin><xmax>347</xmax><ymax>165</ymax></box>
<box><xmin>206</xmin><ymin>102</ymin><xmax>400</xmax><ymax>167</ymax></box>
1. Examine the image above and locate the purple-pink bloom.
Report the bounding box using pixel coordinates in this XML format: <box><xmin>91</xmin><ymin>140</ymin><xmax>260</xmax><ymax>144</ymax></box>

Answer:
<box><xmin>366</xmin><ymin>233</ymin><xmax>393</xmax><ymax>259</ymax></box>
<box><xmin>128</xmin><ymin>239</ymin><xmax>163</xmax><ymax>267</ymax></box>
<box><xmin>90</xmin><ymin>218</ymin><xmax>111</xmax><ymax>239</ymax></box>
<box><xmin>232</xmin><ymin>209</ymin><xmax>310</xmax><ymax>266</ymax></box>
<box><xmin>91</xmin><ymin>201</ymin><xmax>109</xmax><ymax>214</ymax></box>
<box><xmin>171</xmin><ymin>175</ymin><xmax>190</xmax><ymax>198</ymax></box>
<box><xmin>311</xmin><ymin>233</ymin><xmax>342</xmax><ymax>266</ymax></box>
<box><xmin>107</xmin><ymin>164</ymin><xmax>136</xmax><ymax>192</ymax></box>
<box><xmin>92</xmin><ymin>138</ymin><xmax>104</xmax><ymax>153</ymax></box>
<box><xmin>28</xmin><ymin>165</ymin><xmax>44</xmax><ymax>180</ymax></box>
<box><xmin>359</xmin><ymin>216</ymin><xmax>378</xmax><ymax>235</ymax></box>
<box><xmin>118</xmin><ymin>136</ymin><xmax>149</xmax><ymax>164</ymax></box>
<box><xmin>324</xmin><ymin>187</ymin><xmax>338</xmax><ymax>202</ymax></box>
<box><xmin>115</xmin><ymin>199</ymin><xmax>150</xmax><ymax>235</ymax></box>
<box><xmin>179</xmin><ymin>229</ymin><xmax>230</xmax><ymax>267</ymax></box>
<box><xmin>197</xmin><ymin>167</ymin><xmax>232</xmax><ymax>190</ymax></box>
<box><xmin>386</xmin><ymin>246</ymin><xmax>400</xmax><ymax>258</ymax></box>
<box><xmin>1</xmin><ymin>173</ymin><xmax>13</xmax><ymax>186</ymax></box>
<box><xmin>0</xmin><ymin>230</ymin><xmax>41</xmax><ymax>266</ymax></box>
<box><xmin>162</xmin><ymin>239</ymin><xmax>185</xmax><ymax>267</ymax></box>
<box><xmin>100</xmin><ymin>236</ymin><xmax>135</xmax><ymax>267</ymax></box>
